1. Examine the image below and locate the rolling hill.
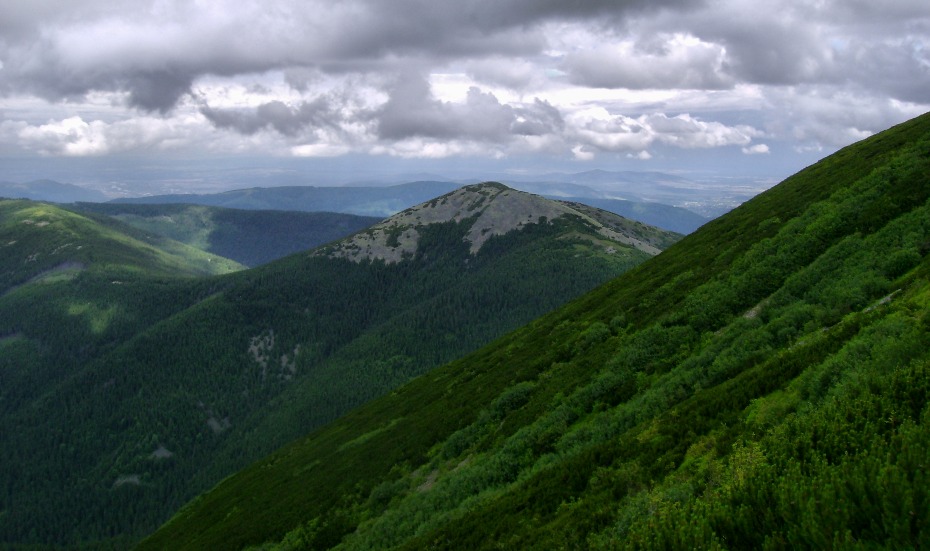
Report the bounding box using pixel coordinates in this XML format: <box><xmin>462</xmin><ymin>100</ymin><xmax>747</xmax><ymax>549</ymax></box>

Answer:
<box><xmin>0</xmin><ymin>184</ymin><xmax>677</xmax><ymax>549</ymax></box>
<box><xmin>139</xmin><ymin>112</ymin><xmax>930</xmax><ymax>550</ymax></box>
<box><xmin>70</xmin><ymin>202</ymin><xmax>381</xmax><ymax>267</ymax></box>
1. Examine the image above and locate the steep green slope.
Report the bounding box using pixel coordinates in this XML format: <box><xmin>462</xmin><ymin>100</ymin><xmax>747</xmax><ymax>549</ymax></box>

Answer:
<box><xmin>0</xmin><ymin>186</ymin><xmax>674</xmax><ymax>549</ymax></box>
<box><xmin>0</xmin><ymin>200</ymin><xmax>242</xmax><ymax>386</ymax></box>
<box><xmin>70</xmin><ymin>203</ymin><xmax>381</xmax><ymax>267</ymax></box>
<box><xmin>0</xmin><ymin>201</ymin><xmax>245</xmax><ymax>550</ymax></box>
<box><xmin>139</xmin><ymin>112</ymin><xmax>930</xmax><ymax>550</ymax></box>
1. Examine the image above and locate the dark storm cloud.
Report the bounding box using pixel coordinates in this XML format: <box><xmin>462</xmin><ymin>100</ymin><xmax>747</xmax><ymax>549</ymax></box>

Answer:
<box><xmin>708</xmin><ymin>26</ymin><xmax>831</xmax><ymax>86</ymax></box>
<box><xmin>376</xmin><ymin>75</ymin><xmax>511</xmax><ymax>140</ymax></box>
<box><xmin>200</xmin><ymin>98</ymin><xmax>339</xmax><ymax>137</ymax></box>
<box><xmin>126</xmin><ymin>72</ymin><xmax>196</xmax><ymax>113</ymax></box>
<box><xmin>0</xmin><ymin>38</ymin><xmax>193</xmax><ymax>113</ymax></box>
<box><xmin>715</xmin><ymin>23</ymin><xmax>930</xmax><ymax>104</ymax></box>
<box><xmin>750</xmin><ymin>1</ymin><xmax>930</xmax><ymax>99</ymax></box>
<box><xmin>334</xmin><ymin>0</ymin><xmax>694</xmax><ymax>49</ymax></box>
<box><xmin>838</xmin><ymin>40</ymin><xmax>930</xmax><ymax>104</ymax></box>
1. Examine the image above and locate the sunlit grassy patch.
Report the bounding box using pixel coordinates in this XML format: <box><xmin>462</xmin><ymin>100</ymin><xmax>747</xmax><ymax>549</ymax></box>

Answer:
<box><xmin>67</xmin><ymin>301</ymin><xmax>119</xmax><ymax>335</ymax></box>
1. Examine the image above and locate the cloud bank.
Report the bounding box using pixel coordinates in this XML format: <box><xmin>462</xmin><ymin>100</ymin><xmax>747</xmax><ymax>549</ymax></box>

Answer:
<box><xmin>0</xmin><ymin>0</ymin><xmax>927</xmax><ymax>167</ymax></box>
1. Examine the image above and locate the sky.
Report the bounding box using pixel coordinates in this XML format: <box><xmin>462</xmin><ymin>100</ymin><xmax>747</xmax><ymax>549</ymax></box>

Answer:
<box><xmin>1</xmin><ymin>0</ymin><xmax>928</xmax><ymax>191</ymax></box>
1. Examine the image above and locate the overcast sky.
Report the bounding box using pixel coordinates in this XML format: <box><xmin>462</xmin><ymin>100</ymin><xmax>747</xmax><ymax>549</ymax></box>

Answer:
<box><xmin>1</xmin><ymin>0</ymin><xmax>928</xmax><ymax>187</ymax></box>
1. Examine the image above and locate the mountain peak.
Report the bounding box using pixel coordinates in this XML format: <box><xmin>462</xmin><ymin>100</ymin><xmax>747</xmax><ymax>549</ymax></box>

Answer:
<box><xmin>319</xmin><ymin>182</ymin><xmax>670</xmax><ymax>263</ymax></box>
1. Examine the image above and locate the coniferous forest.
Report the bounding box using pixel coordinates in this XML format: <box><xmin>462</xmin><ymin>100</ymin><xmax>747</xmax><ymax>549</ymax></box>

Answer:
<box><xmin>0</xmin><ymin>187</ymin><xmax>671</xmax><ymax>549</ymax></box>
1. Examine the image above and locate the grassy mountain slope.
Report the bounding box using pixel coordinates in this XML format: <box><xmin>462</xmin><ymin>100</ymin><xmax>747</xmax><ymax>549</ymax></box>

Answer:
<box><xmin>1</xmin><ymin>199</ymin><xmax>242</xmax><ymax>292</ymax></box>
<box><xmin>0</xmin><ymin>200</ymin><xmax>241</xmax><ymax>394</ymax></box>
<box><xmin>0</xmin><ymin>186</ymin><xmax>675</xmax><ymax>549</ymax></box>
<box><xmin>140</xmin><ymin>112</ymin><xmax>930</xmax><ymax>550</ymax></box>
<box><xmin>71</xmin><ymin>202</ymin><xmax>381</xmax><ymax>266</ymax></box>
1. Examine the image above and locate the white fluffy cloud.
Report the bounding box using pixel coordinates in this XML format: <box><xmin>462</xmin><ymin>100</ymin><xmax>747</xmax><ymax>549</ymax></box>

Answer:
<box><xmin>742</xmin><ymin>144</ymin><xmax>770</xmax><ymax>155</ymax></box>
<box><xmin>18</xmin><ymin>117</ymin><xmax>110</xmax><ymax>156</ymax></box>
<box><xmin>568</xmin><ymin>110</ymin><xmax>763</xmax><ymax>157</ymax></box>
<box><xmin>14</xmin><ymin>116</ymin><xmax>192</xmax><ymax>156</ymax></box>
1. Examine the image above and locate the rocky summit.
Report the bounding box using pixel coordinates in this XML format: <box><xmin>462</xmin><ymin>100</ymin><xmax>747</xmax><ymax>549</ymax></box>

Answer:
<box><xmin>320</xmin><ymin>182</ymin><xmax>672</xmax><ymax>263</ymax></box>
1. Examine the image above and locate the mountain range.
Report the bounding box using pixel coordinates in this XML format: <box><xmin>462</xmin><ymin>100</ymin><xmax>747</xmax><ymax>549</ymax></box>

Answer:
<box><xmin>1</xmin><ymin>173</ymin><xmax>710</xmax><ymax>235</ymax></box>
<box><xmin>0</xmin><ymin>184</ymin><xmax>677</xmax><ymax>549</ymax></box>
<box><xmin>0</xmin><ymin>179</ymin><xmax>109</xmax><ymax>203</ymax></box>
<box><xmin>111</xmin><ymin>180</ymin><xmax>464</xmax><ymax>218</ymax></box>
<box><xmin>111</xmin><ymin>180</ymin><xmax>708</xmax><ymax>234</ymax></box>
<box><xmin>138</xmin><ymin>112</ymin><xmax>930</xmax><ymax>549</ymax></box>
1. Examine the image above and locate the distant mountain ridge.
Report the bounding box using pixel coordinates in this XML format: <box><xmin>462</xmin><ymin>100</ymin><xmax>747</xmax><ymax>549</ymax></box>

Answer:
<box><xmin>0</xmin><ymin>179</ymin><xmax>107</xmax><ymax>203</ymax></box>
<box><xmin>504</xmin><ymin>170</ymin><xmax>762</xmax><ymax>219</ymax></box>
<box><xmin>534</xmin><ymin>168</ymin><xmax>694</xmax><ymax>185</ymax></box>
<box><xmin>112</xmin><ymin>180</ymin><xmax>463</xmax><ymax>217</ymax></box>
<box><xmin>112</xmin><ymin>179</ymin><xmax>706</xmax><ymax>234</ymax></box>
<box><xmin>545</xmin><ymin>196</ymin><xmax>706</xmax><ymax>234</ymax></box>
<box><xmin>1</xmin><ymin>170</ymin><xmax>732</xmax><ymax>229</ymax></box>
